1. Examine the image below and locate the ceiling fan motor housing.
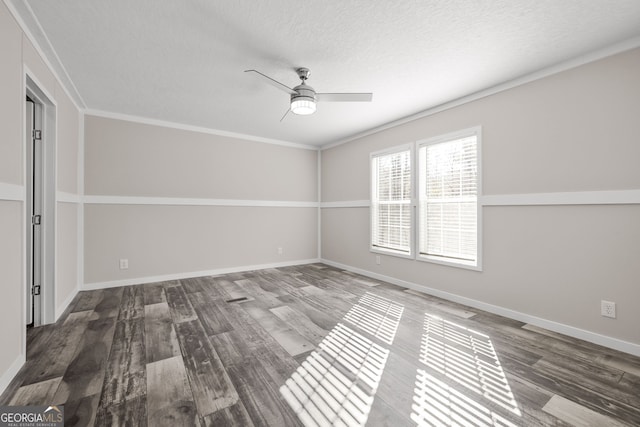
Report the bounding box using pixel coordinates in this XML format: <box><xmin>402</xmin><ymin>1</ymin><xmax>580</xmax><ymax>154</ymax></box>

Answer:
<box><xmin>291</xmin><ymin>67</ymin><xmax>316</xmax><ymax>107</ymax></box>
<box><xmin>290</xmin><ymin>82</ymin><xmax>317</xmax><ymax>115</ymax></box>
<box><xmin>291</xmin><ymin>83</ymin><xmax>316</xmax><ymax>103</ymax></box>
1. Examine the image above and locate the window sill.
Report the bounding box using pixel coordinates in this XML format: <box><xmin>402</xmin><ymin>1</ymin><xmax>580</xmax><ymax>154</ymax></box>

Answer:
<box><xmin>370</xmin><ymin>247</ymin><xmax>414</xmax><ymax>260</ymax></box>
<box><xmin>417</xmin><ymin>254</ymin><xmax>482</xmax><ymax>272</ymax></box>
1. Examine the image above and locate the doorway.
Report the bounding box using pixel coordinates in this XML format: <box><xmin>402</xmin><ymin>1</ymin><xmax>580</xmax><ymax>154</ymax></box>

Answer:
<box><xmin>25</xmin><ymin>95</ymin><xmax>43</xmax><ymax>327</ymax></box>
<box><xmin>25</xmin><ymin>75</ymin><xmax>56</xmax><ymax>328</ymax></box>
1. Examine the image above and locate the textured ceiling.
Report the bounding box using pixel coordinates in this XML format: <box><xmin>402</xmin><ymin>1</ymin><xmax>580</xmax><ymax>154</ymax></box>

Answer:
<box><xmin>15</xmin><ymin>0</ymin><xmax>640</xmax><ymax>146</ymax></box>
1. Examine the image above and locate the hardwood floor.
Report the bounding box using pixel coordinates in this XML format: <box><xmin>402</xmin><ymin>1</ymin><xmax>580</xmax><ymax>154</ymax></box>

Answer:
<box><xmin>2</xmin><ymin>263</ymin><xmax>640</xmax><ymax>426</ymax></box>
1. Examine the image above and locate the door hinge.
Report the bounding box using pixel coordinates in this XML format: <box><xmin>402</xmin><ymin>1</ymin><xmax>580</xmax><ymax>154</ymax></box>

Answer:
<box><xmin>32</xmin><ymin>215</ymin><xmax>41</xmax><ymax>225</ymax></box>
<box><xmin>33</xmin><ymin>129</ymin><xmax>42</xmax><ymax>140</ymax></box>
<box><xmin>32</xmin><ymin>285</ymin><xmax>41</xmax><ymax>296</ymax></box>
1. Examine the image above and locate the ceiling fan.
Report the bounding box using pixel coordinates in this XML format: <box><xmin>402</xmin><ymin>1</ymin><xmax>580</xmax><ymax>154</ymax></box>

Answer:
<box><xmin>244</xmin><ymin>67</ymin><xmax>373</xmax><ymax>120</ymax></box>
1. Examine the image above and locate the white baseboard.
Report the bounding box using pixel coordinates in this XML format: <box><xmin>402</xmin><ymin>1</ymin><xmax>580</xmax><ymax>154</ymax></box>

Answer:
<box><xmin>321</xmin><ymin>259</ymin><xmax>640</xmax><ymax>357</ymax></box>
<box><xmin>82</xmin><ymin>258</ymin><xmax>322</xmax><ymax>290</ymax></box>
<box><xmin>55</xmin><ymin>286</ymin><xmax>79</xmax><ymax>320</ymax></box>
<box><xmin>0</xmin><ymin>353</ymin><xmax>25</xmax><ymax>397</ymax></box>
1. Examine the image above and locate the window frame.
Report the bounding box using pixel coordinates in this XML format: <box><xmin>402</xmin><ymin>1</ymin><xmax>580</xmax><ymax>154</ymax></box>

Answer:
<box><xmin>369</xmin><ymin>143</ymin><xmax>415</xmax><ymax>259</ymax></box>
<box><xmin>368</xmin><ymin>127</ymin><xmax>482</xmax><ymax>271</ymax></box>
<box><xmin>416</xmin><ymin>127</ymin><xmax>482</xmax><ymax>271</ymax></box>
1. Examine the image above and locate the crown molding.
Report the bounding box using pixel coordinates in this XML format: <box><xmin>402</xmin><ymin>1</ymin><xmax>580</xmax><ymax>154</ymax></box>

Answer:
<box><xmin>84</xmin><ymin>109</ymin><xmax>319</xmax><ymax>151</ymax></box>
<box><xmin>322</xmin><ymin>36</ymin><xmax>640</xmax><ymax>151</ymax></box>
<box><xmin>4</xmin><ymin>0</ymin><xmax>86</xmax><ymax>109</ymax></box>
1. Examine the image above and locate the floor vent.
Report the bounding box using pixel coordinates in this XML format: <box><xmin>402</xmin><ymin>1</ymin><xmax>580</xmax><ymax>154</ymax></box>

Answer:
<box><xmin>225</xmin><ymin>297</ymin><xmax>249</xmax><ymax>303</ymax></box>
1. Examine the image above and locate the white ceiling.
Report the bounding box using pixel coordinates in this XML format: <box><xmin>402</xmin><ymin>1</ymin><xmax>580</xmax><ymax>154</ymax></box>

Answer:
<box><xmin>14</xmin><ymin>0</ymin><xmax>640</xmax><ymax>147</ymax></box>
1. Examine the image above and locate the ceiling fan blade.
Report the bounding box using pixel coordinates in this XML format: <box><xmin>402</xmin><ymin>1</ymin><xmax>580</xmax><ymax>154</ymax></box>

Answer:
<box><xmin>244</xmin><ymin>69</ymin><xmax>297</xmax><ymax>95</ymax></box>
<box><xmin>316</xmin><ymin>93</ymin><xmax>373</xmax><ymax>102</ymax></box>
<box><xmin>280</xmin><ymin>108</ymin><xmax>291</xmax><ymax>122</ymax></box>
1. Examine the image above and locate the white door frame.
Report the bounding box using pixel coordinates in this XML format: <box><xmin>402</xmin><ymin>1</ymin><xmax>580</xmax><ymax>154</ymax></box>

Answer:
<box><xmin>25</xmin><ymin>95</ymin><xmax>41</xmax><ymax>326</ymax></box>
<box><xmin>25</xmin><ymin>72</ymin><xmax>57</xmax><ymax>327</ymax></box>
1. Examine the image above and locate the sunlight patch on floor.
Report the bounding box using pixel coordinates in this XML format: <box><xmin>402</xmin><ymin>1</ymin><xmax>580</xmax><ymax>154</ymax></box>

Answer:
<box><xmin>412</xmin><ymin>314</ymin><xmax>521</xmax><ymax>426</ymax></box>
<box><xmin>344</xmin><ymin>292</ymin><xmax>405</xmax><ymax>345</ymax></box>
<box><xmin>280</xmin><ymin>292</ymin><xmax>404</xmax><ymax>426</ymax></box>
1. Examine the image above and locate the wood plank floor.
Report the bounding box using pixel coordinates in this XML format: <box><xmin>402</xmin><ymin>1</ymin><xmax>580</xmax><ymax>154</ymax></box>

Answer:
<box><xmin>2</xmin><ymin>263</ymin><xmax>640</xmax><ymax>426</ymax></box>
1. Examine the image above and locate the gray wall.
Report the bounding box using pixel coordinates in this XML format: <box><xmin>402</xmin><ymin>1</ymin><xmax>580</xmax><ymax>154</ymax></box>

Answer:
<box><xmin>83</xmin><ymin>115</ymin><xmax>318</xmax><ymax>286</ymax></box>
<box><xmin>321</xmin><ymin>48</ymin><xmax>640</xmax><ymax>351</ymax></box>
<box><xmin>0</xmin><ymin>1</ymin><xmax>27</xmax><ymax>392</ymax></box>
<box><xmin>2</xmin><ymin>0</ymin><xmax>639</xmax><ymax>395</ymax></box>
<box><xmin>0</xmin><ymin>1</ymin><xmax>81</xmax><ymax>391</ymax></box>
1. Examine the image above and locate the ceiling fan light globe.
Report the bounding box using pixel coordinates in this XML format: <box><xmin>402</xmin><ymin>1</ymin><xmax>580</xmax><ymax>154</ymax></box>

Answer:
<box><xmin>291</xmin><ymin>98</ymin><xmax>316</xmax><ymax>115</ymax></box>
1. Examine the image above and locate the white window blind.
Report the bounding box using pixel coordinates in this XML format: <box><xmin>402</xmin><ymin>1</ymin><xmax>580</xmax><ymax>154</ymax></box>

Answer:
<box><xmin>418</xmin><ymin>135</ymin><xmax>478</xmax><ymax>265</ymax></box>
<box><xmin>371</xmin><ymin>149</ymin><xmax>412</xmax><ymax>254</ymax></box>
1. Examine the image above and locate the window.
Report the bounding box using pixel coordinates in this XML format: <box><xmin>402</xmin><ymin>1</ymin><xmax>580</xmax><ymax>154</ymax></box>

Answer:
<box><xmin>370</xmin><ymin>146</ymin><xmax>412</xmax><ymax>256</ymax></box>
<box><xmin>418</xmin><ymin>130</ymin><xmax>480</xmax><ymax>268</ymax></box>
<box><xmin>369</xmin><ymin>128</ymin><xmax>481</xmax><ymax>270</ymax></box>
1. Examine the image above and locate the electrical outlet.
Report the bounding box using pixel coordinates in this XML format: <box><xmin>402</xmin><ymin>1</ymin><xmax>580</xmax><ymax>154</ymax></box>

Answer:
<box><xmin>375</xmin><ymin>255</ymin><xmax>381</xmax><ymax>265</ymax></box>
<box><xmin>119</xmin><ymin>258</ymin><xmax>129</xmax><ymax>270</ymax></box>
<box><xmin>601</xmin><ymin>300</ymin><xmax>616</xmax><ymax>318</ymax></box>
<box><xmin>277</xmin><ymin>247</ymin><xmax>283</xmax><ymax>255</ymax></box>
